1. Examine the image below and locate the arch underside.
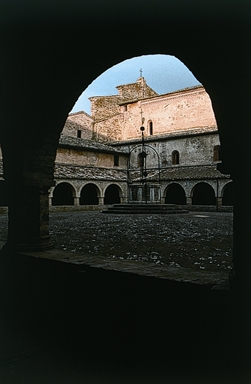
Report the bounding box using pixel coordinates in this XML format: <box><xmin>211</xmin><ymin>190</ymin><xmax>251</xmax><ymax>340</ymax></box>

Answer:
<box><xmin>0</xmin><ymin>0</ymin><xmax>249</xmax><ymax>285</ymax></box>
<box><xmin>0</xmin><ymin>2</ymin><xmax>250</xmax><ymax>379</ymax></box>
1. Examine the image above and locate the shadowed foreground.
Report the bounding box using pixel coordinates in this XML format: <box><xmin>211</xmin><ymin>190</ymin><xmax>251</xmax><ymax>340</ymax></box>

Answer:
<box><xmin>0</xmin><ymin>247</ymin><xmax>250</xmax><ymax>383</ymax></box>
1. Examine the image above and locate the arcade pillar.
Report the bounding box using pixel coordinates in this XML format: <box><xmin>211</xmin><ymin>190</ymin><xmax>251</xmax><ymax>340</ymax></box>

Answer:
<box><xmin>4</xmin><ymin>182</ymin><xmax>53</xmax><ymax>251</ymax></box>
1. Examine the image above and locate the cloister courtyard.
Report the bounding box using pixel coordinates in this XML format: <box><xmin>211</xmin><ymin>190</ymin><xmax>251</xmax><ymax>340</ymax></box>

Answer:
<box><xmin>0</xmin><ymin>210</ymin><xmax>233</xmax><ymax>274</ymax></box>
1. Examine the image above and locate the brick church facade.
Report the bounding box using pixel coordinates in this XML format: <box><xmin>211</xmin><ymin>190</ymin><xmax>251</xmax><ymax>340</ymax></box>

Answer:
<box><xmin>0</xmin><ymin>77</ymin><xmax>233</xmax><ymax>211</ymax></box>
<box><xmin>45</xmin><ymin>77</ymin><xmax>233</xmax><ymax>211</ymax></box>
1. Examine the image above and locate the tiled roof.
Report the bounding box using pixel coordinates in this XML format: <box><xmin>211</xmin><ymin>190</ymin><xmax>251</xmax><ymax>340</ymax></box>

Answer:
<box><xmin>129</xmin><ymin>165</ymin><xmax>230</xmax><ymax>182</ymax></box>
<box><xmin>59</xmin><ymin>135</ymin><xmax>129</xmax><ymax>155</ymax></box>
<box><xmin>54</xmin><ymin>163</ymin><xmax>127</xmax><ymax>181</ymax></box>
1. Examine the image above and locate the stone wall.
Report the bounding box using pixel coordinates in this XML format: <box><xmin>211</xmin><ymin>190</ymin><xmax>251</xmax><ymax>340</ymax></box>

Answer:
<box><xmin>56</xmin><ymin>147</ymin><xmax>128</xmax><ymax>169</ymax></box>
<box><xmin>121</xmin><ymin>86</ymin><xmax>217</xmax><ymax>140</ymax></box>
<box><xmin>89</xmin><ymin>77</ymin><xmax>158</xmax><ymax>128</ymax></box>
<box><xmin>94</xmin><ymin>114</ymin><xmax>124</xmax><ymax>142</ymax></box>
<box><xmin>91</xmin><ymin>84</ymin><xmax>217</xmax><ymax>143</ymax></box>
<box><xmin>89</xmin><ymin>96</ymin><xmax>123</xmax><ymax>121</ymax></box>
<box><xmin>62</xmin><ymin>111</ymin><xmax>94</xmax><ymax>140</ymax></box>
<box><xmin>116</xmin><ymin>77</ymin><xmax>158</xmax><ymax>100</ymax></box>
<box><xmin>116</xmin><ymin>131</ymin><xmax>220</xmax><ymax>169</ymax></box>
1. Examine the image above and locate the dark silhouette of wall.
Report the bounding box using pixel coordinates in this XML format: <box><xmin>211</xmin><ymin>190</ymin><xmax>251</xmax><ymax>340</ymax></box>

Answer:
<box><xmin>0</xmin><ymin>1</ymin><xmax>250</xmax><ymax>381</ymax></box>
<box><xmin>222</xmin><ymin>182</ymin><xmax>234</xmax><ymax>206</ymax></box>
<box><xmin>0</xmin><ymin>181</ymin><xmax>8</xmax><ymax>206</ymax></box>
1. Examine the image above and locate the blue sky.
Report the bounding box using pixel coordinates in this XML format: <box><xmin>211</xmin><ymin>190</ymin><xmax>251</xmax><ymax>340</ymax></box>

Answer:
<box><xmin>71</xmin><ymin>54</ymin><xmax>201</xmax><ymax>115</ymax></box>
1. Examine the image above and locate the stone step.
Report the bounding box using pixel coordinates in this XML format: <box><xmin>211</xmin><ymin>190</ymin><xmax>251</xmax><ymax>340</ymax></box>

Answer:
<box><xmin>102</xmin><ymin>204</ymin><xmax>188</xmax><ymax>214</ymax></box>
<box><xmin>103</xmin><ymin>210</ymin><xmax>188</xmax><ymax>214</ymax></box>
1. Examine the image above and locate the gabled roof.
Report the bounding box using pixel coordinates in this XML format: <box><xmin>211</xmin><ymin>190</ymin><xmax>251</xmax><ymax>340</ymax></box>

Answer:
<box><xmin>68</xmin><ymin>110</ymin><xmax>92</xmax><ymax>119</ymax></box>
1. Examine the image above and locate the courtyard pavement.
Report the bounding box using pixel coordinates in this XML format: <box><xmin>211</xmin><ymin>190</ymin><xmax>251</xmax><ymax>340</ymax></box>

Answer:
<box><xmin>1</xmin><ymin>210</ymin><xmax>250</xmax><ymax>384</ymax></box>
<box><xmin>0</xmin><ymin>210</ymin><xmax>233</xmax><ymax>287</ymax></box>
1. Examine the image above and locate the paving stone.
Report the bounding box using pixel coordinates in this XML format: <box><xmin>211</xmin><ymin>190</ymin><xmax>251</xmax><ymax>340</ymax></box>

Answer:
<box><xmin>0</xmin><ymin>211</ymin><xmax>233</xmax><ymax>287</ymax></box>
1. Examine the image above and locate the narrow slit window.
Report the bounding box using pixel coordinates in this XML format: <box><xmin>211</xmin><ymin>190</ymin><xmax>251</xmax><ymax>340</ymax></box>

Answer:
<box><xmin>172</xmin><ymin>150</ymin><xmax>179</xmax><ymax>165</ymax></box>
<box><xmin>149</xmin><ymin>121</ymin><xmax>153</xmax><ymax>135</ymax></box>
<box><xmin>77</xmin><ymin>130</ymin><xmax>82</xmax><ymax>138</ymax></box>
<box><xmin>213</xmin><ymin>145</ymin><xmax>221</xmax><ymax>161</ymax></box>
<box><xmin>114</xmin><ymin>155</ymin><xmax>119</xmax><ymax>166</ymax></box>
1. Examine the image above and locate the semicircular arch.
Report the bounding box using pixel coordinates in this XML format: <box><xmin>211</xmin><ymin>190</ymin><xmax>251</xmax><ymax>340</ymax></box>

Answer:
<box><xmin>80</xmin><ymin>183</ymin><xmax>100</xmax><ymax>205</ymax></box>
<box><xmin>52</xmin><ymin>182</ymin><xmax>76</xmax><ymax>206</ymax></box>
<box><xmin>104</xmin><ymin>183</ymin><xmax>122</xmax><ymax>205</ymax></box>
<box><xmin>164</xmin><ymin>182</ymin><xmax>186</xmax><ymax>205</ymax></box>
<box><xmin>191</xmin><ymin>182</ymin><xmax>216</xmax><ymax>206</ymax></box>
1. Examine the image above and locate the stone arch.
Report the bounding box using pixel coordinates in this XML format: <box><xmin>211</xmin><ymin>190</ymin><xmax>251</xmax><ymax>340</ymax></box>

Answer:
<box><xmin>0</xmin><ymin>4</ymin><xmax>250</xmax><ymax>377</ymax></box>
<box><xmin>1</xmin><ymin>3</ymin><xmax>249</xmax><ymax>295</ymax></box>
<box><xmin>192</xmin><ymin>182</ymin><xmax>216</xmax><ymax>206</ymax></box>
<box><xmin>165</xmin><ymin>183</ymin><xmax>186</xmax><ymax>205</ymax></box>
<box><xmin>52</xmin><ymin>182</ymin><xmax>76</xmax><ymax>206</ymax></box>
<box><xmin>104</xmin><ymin>184</ymin><xmax>122</xmax><ymax>205</ymax></box>
<box><xmin>80</xmin><ymin>183</ymin><xmax>100</xmax><ymax>205</ymax></box>
<box><xmin>222</xmin><ymin>182</ymin><xmax>234</xmax><ymax>206</ymax></box>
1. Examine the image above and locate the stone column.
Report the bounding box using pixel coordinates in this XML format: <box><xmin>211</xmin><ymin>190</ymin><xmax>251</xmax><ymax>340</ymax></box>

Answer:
<box><xmin>137</xmin><ymin>187</ymin><xmax>142</xmax><ymax>202</ymax></box>
<box><xmin>4</xmin><ymin>182</ymin><xmax>53</xmax><ymax>252</ymax></box>
<box><xmin>150</xmin><ymin>187</ymin><xmax>154</xmax><ymax>202</ymax></box>
<box><xmin>99</xmin><ymin>196</ymin><xmax>104</xmax><ymax>205</ymax></box>
<box><xmin>120</xmin><ymin>195</ymin><xmax>126</xmax><ymax>204</ymax></box>
<box><xmin>216</xmin><ymin>197</ymin><xmax>222</xmax><ymax>210</ymax></box>
<box><xmin>74</xmin><ymin>197</ymin><xmax>79</xmax><ymax>206</ymax></box>
<box><xmin>186</xmin><ymin>197</ymin><xmax>192</xmax><ymax>206</ymax></box>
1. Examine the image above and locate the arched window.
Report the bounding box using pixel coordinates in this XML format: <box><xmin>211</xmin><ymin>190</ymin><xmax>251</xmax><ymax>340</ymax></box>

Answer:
<box><xmin>172</xmin><ymin>150</ymin><xmax>179</xmax><ymax>165</ymax></box>
<box><xmin>148</xmin><ymin>121</ymin><xmax>153</xmax><ymax>135</ymax></box>
<box><xmin>213</xmin><ymin>145</ymin><xmax>221</xmax><ymax>162</ymax></box>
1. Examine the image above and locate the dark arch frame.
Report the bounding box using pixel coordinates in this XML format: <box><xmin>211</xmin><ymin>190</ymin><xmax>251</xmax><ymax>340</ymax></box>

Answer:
<box><xmin>0</xmin><ymin>2</ymin><xmax>250</xmax><ymax>380</ymax></box>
